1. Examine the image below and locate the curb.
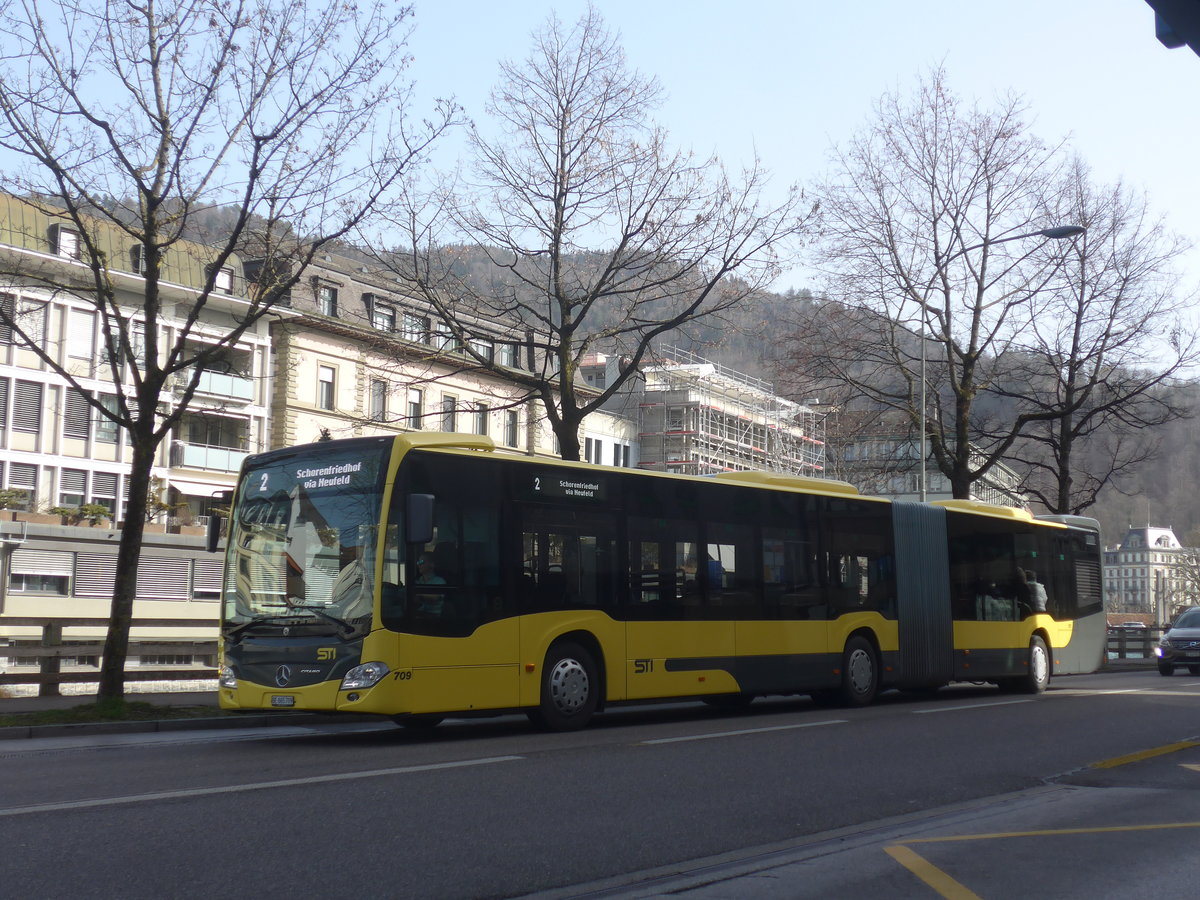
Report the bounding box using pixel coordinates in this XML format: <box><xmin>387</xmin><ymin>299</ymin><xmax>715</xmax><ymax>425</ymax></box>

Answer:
<box><xmin>0</xmin><ymin>711</ymin><xmax>387</xmax><ymax>741</ymax></box>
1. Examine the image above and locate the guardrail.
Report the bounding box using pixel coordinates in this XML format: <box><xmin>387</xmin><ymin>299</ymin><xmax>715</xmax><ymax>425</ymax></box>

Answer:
<box><xmin>1106</xmin><ymin>627</ymin><xmax>1162</xmax><ymax>662</ymax></box>
<box><xmin>0</xmin><ymin>617</ymin><xmax>217</xmax><ymax>696</ymax></box>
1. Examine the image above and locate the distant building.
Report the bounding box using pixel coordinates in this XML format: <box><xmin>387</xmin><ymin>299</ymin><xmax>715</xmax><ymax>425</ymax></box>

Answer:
<box><xmin>830</xmin><ymin>424</ymin><xmax>1028</xmax><ymax>507</ymax></box>
<box><xmin>1103</xmin><ymin>525</ymin><xmax>1196</xmax><ymax>624</ymax></box>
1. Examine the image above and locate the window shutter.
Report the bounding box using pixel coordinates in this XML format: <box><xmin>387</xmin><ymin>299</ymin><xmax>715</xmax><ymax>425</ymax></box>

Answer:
<box><xmin>8</xmin><ymin>461</ymin><xmax>36</xmax><ymax>489</ymax></box>
<box><xmin>67</xmin><ymin>309</ymin><xmax>95</xmax><ymax>359</ymax></box>
<box><xmin>193</xmin><ymin>559</ymin><xmax>225</xmax><ymax>598</ymax></box>
<box><xmin>11</xmin><ymin>549</ymin><xmax>74</xmax><ymax>576</ymax></box>
<box><xmin>0</xmin><ymin>294</ymin><xmax>12</xmax><ymax>343</ymax></box>
<box><xmin>64</xmin><ymin>388</ymin><xmax>91</xmax><ymax>439</ymax></box>
<box><xmin>60</xmin><ymin>469</ymin><xmax>86</xmax><ymax>495</ymax></box>
<box><xmin>13</xmin><ymin>380</ymin><xmax>42</xmax><ymax>432</ymax></box>
<box><xmin>137</xmin><ymin>556</ymin><xmax>190</xmax><ymax>600</ymax></box>
<box><xmin>75</xmin><ymin>553</ymin><xmax>117</xmax><ymax>597</ymax></box>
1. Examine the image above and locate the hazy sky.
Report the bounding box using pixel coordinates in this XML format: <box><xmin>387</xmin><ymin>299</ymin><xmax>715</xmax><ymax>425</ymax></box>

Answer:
<box><xmin>404</xmin><ymin>0</ymin><xmax>1200</xmax><ymax>292</ymax></box>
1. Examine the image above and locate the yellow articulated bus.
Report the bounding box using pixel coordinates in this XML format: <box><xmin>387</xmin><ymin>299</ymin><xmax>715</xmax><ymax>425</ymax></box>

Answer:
<box><xmin>214</xmin><ymin>433</ymin><xmax>1105</xmax><ymax>731</ymax></box>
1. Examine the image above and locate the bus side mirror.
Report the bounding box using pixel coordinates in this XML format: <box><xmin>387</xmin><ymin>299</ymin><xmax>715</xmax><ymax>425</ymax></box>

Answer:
<box><xmin>407</xmin><ymin>493</ymin><xmax>435</xmax><ymax>546</ymax></box>
<box><xmin>206</xmin><ymin>514</ymin><xmax>222</xmax><ymax>553</ymax></box>
<box><xmin>206</xmin><ymin>491</ymin><xmax>233</xmax><ymax>553</ymax></box>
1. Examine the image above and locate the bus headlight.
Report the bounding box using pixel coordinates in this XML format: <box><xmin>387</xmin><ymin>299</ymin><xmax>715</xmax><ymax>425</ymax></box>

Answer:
<box><xmin>341</xmin><ymin>661</ymin><xmax>390</xmax><ymax>690</ymax></box>
<box><xmin>218</xmin><ymin>664</ymin><xmax>237</xmax><ymax>689</ymax></box>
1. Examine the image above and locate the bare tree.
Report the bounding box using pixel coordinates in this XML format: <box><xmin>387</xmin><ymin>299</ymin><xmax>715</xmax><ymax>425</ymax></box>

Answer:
<box><xmin>0</xmin><ymin>0</ymin><xmax>451</xmax><ymax>699</ymax></box>
<box><xmin>994</xmin><ymin>158</ymin><xmax>1197</xmax><ymax>514</ymax></box>
<box><xmin>374</xmin><ymin>7</ymin><xmax>811</xmax><ymax>460</ymax></box>
<box><xmin>800</xmin><ymin>68</ymin><xmax>1079</xmax><ymax>499</ymax></box>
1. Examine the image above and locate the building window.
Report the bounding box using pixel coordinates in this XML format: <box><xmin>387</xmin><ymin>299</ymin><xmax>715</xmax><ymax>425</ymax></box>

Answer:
<box><xmin>10</xmin><ymin>573</ymin><xmax>69</xmax><ymax>594</ymax></box>
<box><xmin>469</xmin><ymin>337</ymin><xmax>494</xmax><ymax>362</ymax></box>
<box><xmin>370</xmin><ymin>379</ymin><xmax>388</xmax><ymax>422</ymax></box>
<box><xmin>318</xmin><ymin>285</ymin><xmax>338</xmax><ymax>317</ymax></box>
<box><xmin>91</xmin><ymin>472</ymin><xmax>118</xmax><ymax>517</ymax></box>
<box><xmin>505</xmin><ymin>410</ymin><xmax>519</xmax><ymax>447</ymax></box>
<box><xmin>318</xmin><ymin>365</ymin><xmax>336</xmax><ymax>410</ymax></box>
<box><xmin>372</xmin><ymin>304</ymin><xmax>396</xmax><ymax>332</ymax></box>
<box><xmin>407</xmin><ymin>387</ymin><xmax>424</xmax><ymax>427</ymax></box>
<box><xmin>13</xmin><ymin>380</ymin><xmax>43</xmax><ymax>433</ymax></box>
<box><xmin>212</xmin><ymin>266</ymin><xmax>234</xmax><ymax>293</ymax></box>
<box><xmin>59</xmin><ymin>469</ymin><xmax>87</xmax><ymax>507</ymax></box>
<box><xmin>441</xmin><ymin>395</ymin><xmax>457</xmax><ymax>432</ymax></box>
<box><xmin>473</xmin><ymin>402</ymin><xmax>489</xmax><ymax>436</ymax></box>
<box><xmin>7</xmin><ymin>462</ymin><xmax>37</xmax><ymax>510</ymax></box>
<box><xmin>56</xmin><ymin>227</ymin><xmax>81</xmax><ymax>260</ymax></box>
<box><xmin>0</xmin><ymin>293</ymin><xmax>13</xmax><ymax>343</ymax></box>
<box><xmin>67</xmin><ymin>308</ymin><xmax>95</xmax><ymax>360</ymax></box>
<box><xmin>96</xmin><ymin>394</ymin><xmax>120</xmax><ymax>443</ymax></box>
<box><xmin>16</xmin><ymin>299</ymin><xmax>47</xmax><ymax>348</ymax></box>
<box><xmin>64</xmin><ymin>388</ymin><xmax>91</xmax><ymax>439</ymax></box>
<box><xmin>433</xmin><ymin>322</ymin><xmax>463</xmax><ymax>353</ymax></box>
<box><xmin>402</xmin><ymin>312</ymin><xmax>430</xmax><ymax>343</ymax></box>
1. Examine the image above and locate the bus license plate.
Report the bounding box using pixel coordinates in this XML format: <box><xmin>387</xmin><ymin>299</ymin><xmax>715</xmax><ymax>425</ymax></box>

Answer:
<box><xmin>270</xmin><ymin>695</ymin><xmax>296</xmax><ymax>707</ymax></box>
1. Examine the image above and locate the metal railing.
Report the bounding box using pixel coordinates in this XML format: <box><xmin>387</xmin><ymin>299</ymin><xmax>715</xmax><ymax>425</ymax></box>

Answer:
<box><xmin>1105</xmin><ymin>626</ymin><xmax>1162</xmax><ymax>661</ymax></box>
<box><xmin>0</xmin><ymin>617</ymin><xmax>217</xmax><ymax>696</ymax></box>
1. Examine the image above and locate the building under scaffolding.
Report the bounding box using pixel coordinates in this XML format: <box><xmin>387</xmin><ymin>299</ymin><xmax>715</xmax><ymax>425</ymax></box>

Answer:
<box><xmin>636</xmin><ymin>346</ymin><xmax>824</xmax><ymax>476</ymax></box>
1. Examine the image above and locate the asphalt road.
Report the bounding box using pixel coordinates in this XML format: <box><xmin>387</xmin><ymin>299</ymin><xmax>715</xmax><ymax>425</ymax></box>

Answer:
<box><xmin>2</xmin><ymin>668</ymin><xmax>1198</xmax><ymax>898</ymax></box>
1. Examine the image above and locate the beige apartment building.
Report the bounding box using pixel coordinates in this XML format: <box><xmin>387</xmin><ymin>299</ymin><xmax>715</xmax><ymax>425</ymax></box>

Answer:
<box><xmin>0</xmin><ymin>207</ymin><xmax>637</xmax><ymax>681</ymax></box>
<box><xmin>0</xmin><ymin>198</ymin><xmax>271</xmax><ymax>674</ymax></box>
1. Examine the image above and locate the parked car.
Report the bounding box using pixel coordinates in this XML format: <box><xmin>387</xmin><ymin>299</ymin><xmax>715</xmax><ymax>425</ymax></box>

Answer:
<box><xmin>1155</xmin><ymin>607</ymin><xmax>1200</xmax><ymax>676</ymax></box>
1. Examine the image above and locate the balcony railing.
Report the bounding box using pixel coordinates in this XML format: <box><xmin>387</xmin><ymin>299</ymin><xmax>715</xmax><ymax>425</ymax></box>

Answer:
<box><xmin>170</xmin><ymin>441</ymin><xmax>249</xmax><ymax>472</ymax></box>
<box><xmin>173</xmin><ymin>369</ymin><xmax>254</xmax><ymax>401</ymax></box>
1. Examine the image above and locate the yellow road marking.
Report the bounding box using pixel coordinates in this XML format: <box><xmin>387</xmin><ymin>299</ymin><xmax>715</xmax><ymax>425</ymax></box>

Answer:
<box><xmin>885</xmin><ymin>844</ymin><xmax>982</xmax><ymax>900</ymax></box>
<box><xmin>1090</xmin><ymin>740</ymin><xmax>1200</xmax><ymax>769</ymax></box>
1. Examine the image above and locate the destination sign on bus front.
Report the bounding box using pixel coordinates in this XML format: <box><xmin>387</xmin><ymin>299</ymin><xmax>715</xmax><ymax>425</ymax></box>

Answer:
<box><xmin>529</xmin><ymin>472</ymin><xmax>608</xmax><ymax>501</ymax></box>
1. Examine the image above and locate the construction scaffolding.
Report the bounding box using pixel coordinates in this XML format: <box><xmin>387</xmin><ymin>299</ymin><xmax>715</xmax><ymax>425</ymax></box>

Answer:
<box><xmin>637</xmin><ymin>346</ymin><xmax>824</xmax><ymax>476</ymax></box>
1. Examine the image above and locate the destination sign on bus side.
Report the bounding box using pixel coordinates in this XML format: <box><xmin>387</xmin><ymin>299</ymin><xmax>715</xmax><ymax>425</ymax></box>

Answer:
<box><xmin>529</xmin><ymin>472</ymin><xmax>609</xmax><ymax>501</ymax></box>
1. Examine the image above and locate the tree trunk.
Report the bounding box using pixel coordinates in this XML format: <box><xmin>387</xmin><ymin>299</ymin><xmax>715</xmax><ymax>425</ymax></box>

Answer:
<box><xmin>97</xmin><ymin>438</ymin><xmax>155</xmax><ymax>700</ymax></box>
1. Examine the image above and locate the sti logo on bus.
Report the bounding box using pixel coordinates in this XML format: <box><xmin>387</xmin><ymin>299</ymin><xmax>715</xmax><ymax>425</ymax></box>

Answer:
<box><xmin>317</xmin><ymin>648</ymin><xmax>335</xmax><ymax>661</ymax></box>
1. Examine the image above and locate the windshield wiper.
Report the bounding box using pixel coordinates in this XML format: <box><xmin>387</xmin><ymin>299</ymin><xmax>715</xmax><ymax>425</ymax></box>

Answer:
<box><xmin>225</xmin><ymin>605</ymin><xmax>358</xmax><ymax>640</ymax></box>
<box><xmin>283</xmin><ymin>602</ymin><xmax>357</xmax><ymax>636</ymax></box>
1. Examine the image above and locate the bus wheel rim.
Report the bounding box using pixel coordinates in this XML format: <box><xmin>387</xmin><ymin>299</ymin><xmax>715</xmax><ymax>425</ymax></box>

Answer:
<box><xmin>848</xmin><ymin>648</ymin><xmax>873</xmax><ymax>694</ymax></box>
<box><xmin>549</xmin><ymin>658</ymin><xmax>589</xmax><ymax>714</ymax></box>
<box><xmin>1032</xmin><ymin>643</ymin><xmax>1048</xmax><ymax>684</ymax></box>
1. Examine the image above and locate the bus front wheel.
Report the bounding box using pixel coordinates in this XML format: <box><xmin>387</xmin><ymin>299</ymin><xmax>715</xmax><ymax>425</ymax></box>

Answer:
<box><xmin>1019</xmin><ymin>635</ymin><xmax>1051</xmax><ymax>693</ymax></box>
<box><xmin>529</xmin><ymin>641</ymin><xmax>599</xmax><ymax>731</ymax></box>
<box><xmin>840</xmin><ymin>636</ymin><xmax>878</xmax><ymax>706</ymax></box>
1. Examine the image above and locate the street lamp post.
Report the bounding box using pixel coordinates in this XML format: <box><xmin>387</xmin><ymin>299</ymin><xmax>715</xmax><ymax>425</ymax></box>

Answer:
<box><xmin>917</xmin><ymin>224</ymin><xmax>1086</xmax><ymax>502</ymax></box>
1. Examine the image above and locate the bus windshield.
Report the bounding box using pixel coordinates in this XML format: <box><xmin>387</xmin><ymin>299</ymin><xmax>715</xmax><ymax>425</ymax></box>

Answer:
<box><xmin>222</xmin><ymin>441</ymin><xmax>389</xmax><ymax>634</ymax></box>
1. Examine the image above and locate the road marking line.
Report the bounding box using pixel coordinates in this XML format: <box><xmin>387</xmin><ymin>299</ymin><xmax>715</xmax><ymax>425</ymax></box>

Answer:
<box><xmin>1091</xmin><ymin>740</ymin><xmax>1200</xmax><ymax>769</ymax></box>
<box><xmin>912</xmin><ymin>699</ymin><xmax>1035</xmax><ymax>714</ymax></box>
<box><xmin>901</xmin><ymin>821</ymin><xmax>1200</xmax><ymax>843</ymax></box>
<box><xmin>642</xmin><ymin>720</ymin><xmax>846</xmax><ymax>745</ymax></box>
<box><xmin>885</xmin><ymin>844</ymin><xmax>982</xmax><ymax>900</ymax></box>
<box><xmin>0</xmin><ymin>755</ymin><xmax>523</xmax><ymax>818</ymax></box>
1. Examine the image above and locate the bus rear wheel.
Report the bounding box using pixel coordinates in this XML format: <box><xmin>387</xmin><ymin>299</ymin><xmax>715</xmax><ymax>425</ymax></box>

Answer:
<box><xmin>529</xmin><ymin>641</ymin><xmax>599</xmax><ymax>732</ymax></box>
<box><xmin>840</xmin><ymin>636</ymin><xmax>878</xmax><ymax>706</ymax></box>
